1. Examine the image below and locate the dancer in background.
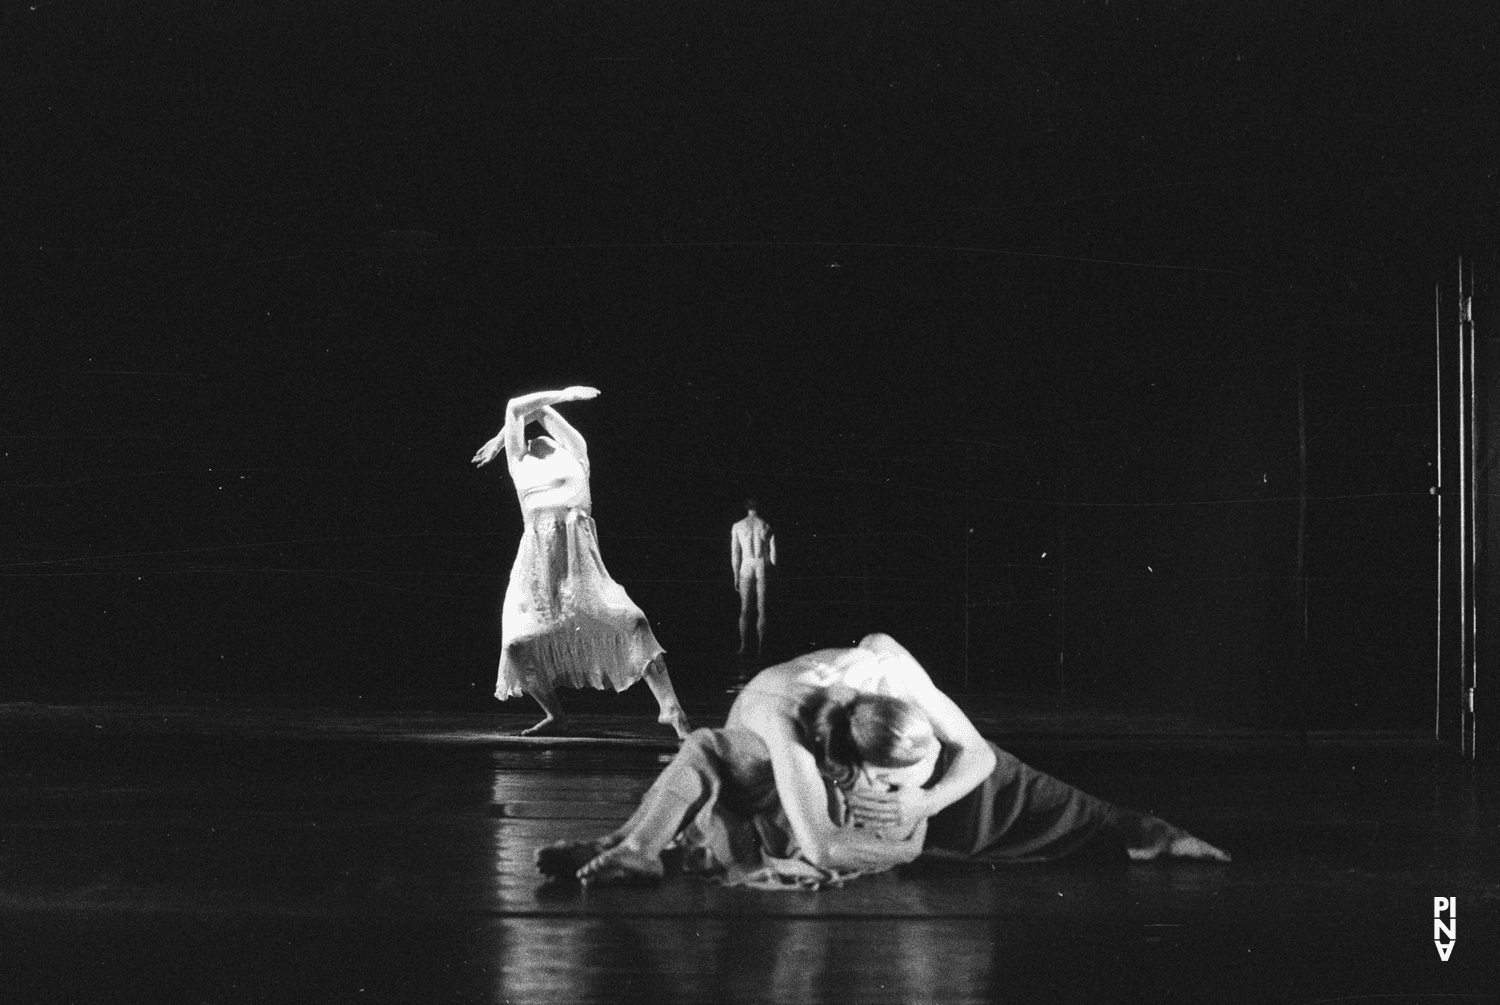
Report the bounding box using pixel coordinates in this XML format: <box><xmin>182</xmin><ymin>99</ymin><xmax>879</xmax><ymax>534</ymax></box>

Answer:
<box><xmin>538</xmin><ymin>633</ymin><xmax>1228</xmax><ymax>888</ymax></box>
<box><xmin>473</xmin><ymin>386</ymin><xmax>690</xmax><ymax>738</ymax></box>
<box><xmin>731</xmin><ymin>500</ymin><xmax>777</xmax><ymax>655</ymax></box>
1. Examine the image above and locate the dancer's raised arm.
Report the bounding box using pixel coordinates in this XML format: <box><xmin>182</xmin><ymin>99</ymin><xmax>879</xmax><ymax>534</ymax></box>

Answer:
<box><xmin>533</xmin><ymin>406</ymin><xmax>589</xmax><ymax>468</ymax></box>
<box><xmin>471</xmin><ymin>386</ymin><xmax>599</xmax><ymax>467</ymax></box>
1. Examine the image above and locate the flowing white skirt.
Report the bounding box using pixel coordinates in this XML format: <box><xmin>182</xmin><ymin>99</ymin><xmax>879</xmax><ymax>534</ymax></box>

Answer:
<box><xmin>495</xmin><ymin>508</ymin><xmax>663</xmax><ymax>699</ymax></box>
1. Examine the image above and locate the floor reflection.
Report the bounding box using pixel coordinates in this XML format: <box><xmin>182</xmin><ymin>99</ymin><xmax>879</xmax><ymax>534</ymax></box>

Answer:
<box><xmin>492</xmin><ymin>914</ymin><xmax>998</xmax><ymax>1005</ymax></box>
<box><xmin>1</xmin><ymin>707</ymin><xmax>1493</xmax><ymax>1003</ymax></box>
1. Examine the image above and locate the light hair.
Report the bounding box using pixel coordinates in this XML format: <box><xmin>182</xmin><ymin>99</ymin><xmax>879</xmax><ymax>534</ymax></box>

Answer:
<box><xmin>810</xmin><ymin>693</ymin><xmax>933</xmax><ymax>787</ymax></box>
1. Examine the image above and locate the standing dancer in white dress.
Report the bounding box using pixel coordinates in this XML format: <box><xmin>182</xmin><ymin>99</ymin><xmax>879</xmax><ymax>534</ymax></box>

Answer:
<box><xmin>731</xmin><ymin>500</ymin><xmax>777</xmax><ymax>655</ymax></box>
<box><xmin>472</xmin><ymin>387</ymin><xmax>691</xmax><ymax>738</ymax></box>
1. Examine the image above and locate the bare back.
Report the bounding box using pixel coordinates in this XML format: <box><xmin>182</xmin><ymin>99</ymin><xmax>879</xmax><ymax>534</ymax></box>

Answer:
<box><xmin>726</xmin><ymin>643</ymin><xmax>930</xmax><ymax>731</ymax></box>
<box><xmin>731</xmin><ymin>515</ymin><xmax>775</xmax><ymax>575</ymax></box>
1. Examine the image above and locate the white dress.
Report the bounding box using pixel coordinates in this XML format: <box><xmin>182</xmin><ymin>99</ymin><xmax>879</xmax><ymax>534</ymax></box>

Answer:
<box><xmin>495</xmin><ymin>443</ymin><xmax>663</xmax><ymax>699</ymax></box>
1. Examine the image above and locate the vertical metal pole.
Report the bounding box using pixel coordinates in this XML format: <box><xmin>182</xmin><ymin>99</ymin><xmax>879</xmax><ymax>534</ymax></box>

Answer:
<box><xmin>1298</xmin><ymin>364</ymin><xmax>1309</xmax><ymax>645</ymax></box>
<box><xmin>963</xmin><ymin>447</ymin><xmax>972</xmax><ymax>692</ymax></box>
<box><xmin>1293</xmin><ymin>363</ymin><xmax>1310</xmax><ymax>735</ymax></box>
<box><xmin>1465</xmin><ymin>262</ymin><xmax>1479</xmax><ymax>759</ymax></box>
<box><xmin>1057</xmin><ymin>480</ymin><xmax>1067</xmax><ymax>696</ymax></box>
<box><xmin>1436</xmin><ymin>283</ymin><xmax>1444</xmax><ymax>741</ymax></box>
<box><xmin>1458</xmin><ymin>258</ymin><xmax>1470</xmax><ymax>756</ymax></box>
<box><xmin>1458</xmin><ymin>259</ymin><xmax>1470</xmax><ymax>756</ymax></box>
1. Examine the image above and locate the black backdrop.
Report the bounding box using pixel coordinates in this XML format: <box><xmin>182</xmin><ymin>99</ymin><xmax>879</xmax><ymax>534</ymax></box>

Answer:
<box><xmin>7</xmin><ymin>1</ymin><xmax>1496</xmax><ymax>730</ymax></box>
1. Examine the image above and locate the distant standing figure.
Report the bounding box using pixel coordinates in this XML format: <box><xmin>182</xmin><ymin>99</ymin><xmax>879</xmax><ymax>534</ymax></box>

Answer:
<box><xmin>472</xmin><ymin>387</ymin><xmax>691</xmax><ymax>738</ymax></box>
<box><xmin>731</xmin><ymin>500</ymin><xmax>777</xmax><ymax>655</ymax></box>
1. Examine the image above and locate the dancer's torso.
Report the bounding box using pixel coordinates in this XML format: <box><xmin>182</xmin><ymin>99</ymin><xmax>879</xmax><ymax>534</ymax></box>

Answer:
<box><xmin>509</xmin><ymin>445</ymin><xmax>591</xmax><ymax>519</ymax></box>
<box><xmin>733</xmin><ymin>516</ymin><xmax>773</xmax><ymax>564</ymax></box>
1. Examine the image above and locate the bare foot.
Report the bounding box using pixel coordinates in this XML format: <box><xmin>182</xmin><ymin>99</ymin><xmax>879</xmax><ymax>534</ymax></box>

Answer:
<box><xmin>578</xmin><ymin>844</ymin><xmax>665</xmax><ymax>887</ymax></box>
<box><xmin>520</xmin><ymin>715</ymin><xmax>570</xmax><ymax>737</ymax></box>
<box><xmin>1127</xmin><ymin>816</ymin><xmax>1231</xmax><ymax>863</ymax></box>
<box><xmin>536</xmin><ymin>834</ymin><xmax>623</xmax><ymax>880</ymax></box>
<box><xmin>1161</xmin><ymin>833</ymin><xmax>1231</xmax><ymax>862</ymax></box>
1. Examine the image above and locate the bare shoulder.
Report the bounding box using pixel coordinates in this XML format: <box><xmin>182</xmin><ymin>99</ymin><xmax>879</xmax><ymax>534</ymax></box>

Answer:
<box><xmin>728</xmin><ymin>659</ymin><xmax>820</xmax><ymax>724</ymax></box>
<box><xmin>726</xmin><ymin>687</ymin><xmax>797</xmax><ymax>738</ymax></box>
<box><xmin>854</xmin><ymin>634</ymin><xmax>939</xmax><ymax>693</ymax></box>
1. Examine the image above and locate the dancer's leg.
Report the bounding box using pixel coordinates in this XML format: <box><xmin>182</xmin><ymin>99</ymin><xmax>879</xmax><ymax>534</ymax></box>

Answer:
<box><xmin>520</xmin><ymin>673</ymin><xmax>569</xmax><ymax>737</ymax></box>
<box><xmin>540</xmin><ymin>730</ymin><xmax>724</xmax><ymax>883</ymax></box>
<box><xmin>753</xmin><ymin>565</ymin><xmax>768</xmax><ymax>654</ymax></box>
<box><xmin>924</xmin><ymin>742</ymin><xmax>1229</xmax><ymax>863</ymax></box>
<box><xmin>643</xmin><ymin>656</ymin><xmax>691</xmax><ymax>739</ymax></box>
<box><xmin>737</xmin><ymin>579</ymin><xmax>752</xmax><ymax>655</ymax></box>
<box><xmin>535</xmin><ymin>827</ymin><xmax>626</xmax><ymax>879</ymax></box>
<box><xmin>539</xmin><ymin>770</ymin><xmax>687</xmax><ymax>880</ymax></box>
<box><xmin>575</xmin><ymin>793</ymin><xmax>686</xmax><ymax>885</ymax></box>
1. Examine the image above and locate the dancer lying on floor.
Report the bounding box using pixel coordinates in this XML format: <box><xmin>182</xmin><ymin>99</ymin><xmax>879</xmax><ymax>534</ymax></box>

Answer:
<box><xmin>537</xmin><ymin>633</ymin><xmax>1229</xmax><ymax>889</ymax></box>
<box><xmin>473</xmin><ymin>386</ymin><xmax>690</xmax><ymax>738</ymax></box>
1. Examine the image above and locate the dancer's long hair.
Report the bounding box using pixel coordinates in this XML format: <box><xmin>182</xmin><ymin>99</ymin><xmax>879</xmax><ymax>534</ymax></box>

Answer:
<box><xmin>805</xmin><ymin>693</ymin><xmax>933</xmax><ymax>790</ymax></box>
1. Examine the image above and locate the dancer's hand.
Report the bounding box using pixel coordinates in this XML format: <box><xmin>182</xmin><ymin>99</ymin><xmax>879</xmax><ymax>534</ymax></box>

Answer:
<box><xmin>846</xmin><ymin>784</ymin><xmax>931</xmax><ymax>836</ymax></box>
<box><xmin>562</xmin><ymin>386</ymin><xmax>600</xmax><ymax>401</ymax></box>
<box><xmin>472</xmin><ymin>436</ymin><xmax>504</xmax><ymax>467</ymax></box>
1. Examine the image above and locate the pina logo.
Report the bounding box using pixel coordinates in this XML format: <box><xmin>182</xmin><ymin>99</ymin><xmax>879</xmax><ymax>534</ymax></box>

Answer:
<box><xmin>1433</xmin><ymin>897</ymin><xmax>1457</xmax><ymax>961</ymax></box>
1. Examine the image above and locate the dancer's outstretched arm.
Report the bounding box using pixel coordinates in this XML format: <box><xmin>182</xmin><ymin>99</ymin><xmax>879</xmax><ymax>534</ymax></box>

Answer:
<box><xmin>472</xmin><ymin>386</ymin><xmax>599</xmax><ymax>467</ymax></box>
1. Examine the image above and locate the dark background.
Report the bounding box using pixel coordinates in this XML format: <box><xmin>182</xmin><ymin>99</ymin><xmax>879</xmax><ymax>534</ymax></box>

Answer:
<box><xmin>6</xmin><ymin>1</ymin><xmax>1497</xmax><ymax>729</ymax></box>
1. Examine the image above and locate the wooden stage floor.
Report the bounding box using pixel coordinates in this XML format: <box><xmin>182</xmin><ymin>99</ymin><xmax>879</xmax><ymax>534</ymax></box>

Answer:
<box><xmin>1</xmin><ymin>692</ymin><xmax>1495</xmax><ymax>1004</ymax></box>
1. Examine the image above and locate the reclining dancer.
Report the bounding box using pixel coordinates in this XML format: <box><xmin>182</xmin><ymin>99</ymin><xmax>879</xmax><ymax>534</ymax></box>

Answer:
<box><xmin>538</xmin><ymin>633</ymin><xmax>1228</xmax><ymax>887</ymax></box>
<box><xmin>473</xmin><ymin>386</ymin><xmax>690</xmax><ymax>738</ymax></box>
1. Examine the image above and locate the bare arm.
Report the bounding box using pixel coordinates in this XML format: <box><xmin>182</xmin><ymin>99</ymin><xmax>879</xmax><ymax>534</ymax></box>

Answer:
<box><xmin>533</xmin><ymin>405</ymin><xmax>589</xmax><ymax>468</ymax></box>
<box><xmin>906</xmin><ymin>678</ymin><xmax>995</xmax><ymax>815</ymax></box>
<box><xmin>731</xmin><ymin>525</ymin><xmax>743</xmax><ymax>581</ymax></box>
<box><xmin>471</xmin><ymin>386</ymin><xmax>599</xmax><ymax>467</ymax></box>
<box><xmin>853</xmin><ymin>634</ymin><xmax>997</xmax><ymax>821</ymax></box>
<box><xmin>740</xmin><ymin>698</ymin><xmax>923</xmax><ymax>871</ymax></box>
<box><xmin>768</xmin><ymin>530</ymin><xmax>777</xmax><ymax>566</ymax></box>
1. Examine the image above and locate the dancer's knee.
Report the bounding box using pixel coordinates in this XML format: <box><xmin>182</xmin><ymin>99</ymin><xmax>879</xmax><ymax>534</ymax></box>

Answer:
<box><xmin>653</xmin><ymin>732</ymin><xmax>723</xmax><ymax>803</ymax></box>
<box><xmin>678</xmin><ymin>728</ymin><xmax>721</xmax><ymax>758</ymax></box>
<box><xmin>659</xmin><ymin>729</ymin><xmax>726</xmax><ymax>781</ymax></box>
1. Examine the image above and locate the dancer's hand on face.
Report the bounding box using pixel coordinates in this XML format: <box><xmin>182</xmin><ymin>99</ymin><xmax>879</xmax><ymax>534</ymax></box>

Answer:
<box><xmin>846</xmin><ymin>783</ymin><xmax>930</xmax><ymax>835</ymax></box>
